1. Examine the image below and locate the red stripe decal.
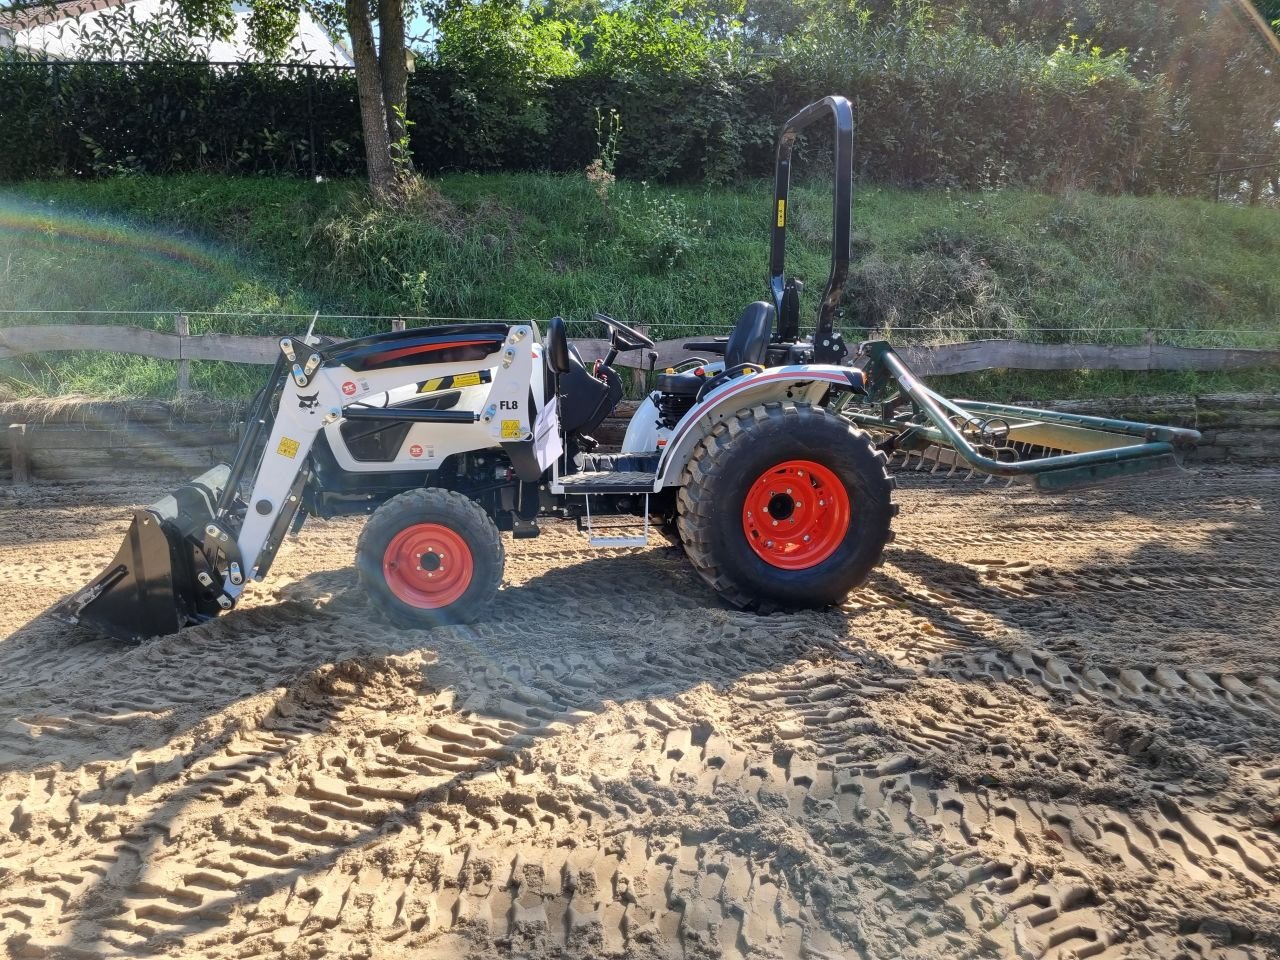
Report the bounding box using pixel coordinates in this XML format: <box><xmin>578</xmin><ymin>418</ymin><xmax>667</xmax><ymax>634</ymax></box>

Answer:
<box><xmin>369</xmin><ymin>339</ymin><xmax>498</xmax><ymax>365</ymax></box>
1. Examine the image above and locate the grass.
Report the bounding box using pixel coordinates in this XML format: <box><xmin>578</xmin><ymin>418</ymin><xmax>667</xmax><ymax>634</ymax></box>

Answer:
<box><xmin>1</xmin><ymin>173</ymin><xmax>1278</xmax><ymax>399</ymax></box>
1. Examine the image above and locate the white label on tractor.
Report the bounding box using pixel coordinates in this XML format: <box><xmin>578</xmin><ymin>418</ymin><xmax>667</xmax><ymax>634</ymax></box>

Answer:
<box><xmin>409</xmin><ymin>444</ymin><xmax>423</xmax><ymax>458</ymax></box>
<box><xmin>534</xmin><ymin>397</ymin><xmax>563</xmax><ymax>471</ymax></box>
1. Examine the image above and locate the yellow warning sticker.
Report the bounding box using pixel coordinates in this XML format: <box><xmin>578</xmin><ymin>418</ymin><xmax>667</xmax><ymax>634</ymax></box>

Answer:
<box><xmin>776</xmin><ymin>199</ymin><xmax>786</xmax><ymax>228</ymax></box>
<box><xmin>500</xmin><ymin>419</ymin><xmax>523</xmax><ymax>440</ymax></box>
<box><xmin>277</xmin><ymin>436</ymin><xmax>300</xmax><ymax>459</ymax></box>
<box><xmin>419</xmin><ymin>370</ymin><xmax>486</xmax><ymax>393</ymax></box>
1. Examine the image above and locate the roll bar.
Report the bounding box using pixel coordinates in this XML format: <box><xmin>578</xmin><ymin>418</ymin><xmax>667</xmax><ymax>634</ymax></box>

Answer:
<box><xmin>769</xmin><ymin>95</ymin><xmax>854</xmax><ymax>363</ymax></box>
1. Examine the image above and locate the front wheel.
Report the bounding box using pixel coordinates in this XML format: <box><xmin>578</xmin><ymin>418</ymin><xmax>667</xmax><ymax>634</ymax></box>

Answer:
<box><xmin>357</xmin><ymin>488</ymin><xmax>504</xmax><ymax>628</ymax></box>
<box><xmin>676</xmin><ymin>402</ymin><xmax>896</xmax><ymax>610</ymax></box>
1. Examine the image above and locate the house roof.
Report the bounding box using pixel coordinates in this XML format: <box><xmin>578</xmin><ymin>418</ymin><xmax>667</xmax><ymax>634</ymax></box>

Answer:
<box><xmin>0</xmin><ymin>0</ymin><xmax>129</xmax><ymax>34</ymax></box>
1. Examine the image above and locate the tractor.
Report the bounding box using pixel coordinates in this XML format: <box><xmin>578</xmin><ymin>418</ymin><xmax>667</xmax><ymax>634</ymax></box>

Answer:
<box><xmin>54</xmin><ymin>96</ymin><xmax>1200</xmax><ymax>642</ymax></box>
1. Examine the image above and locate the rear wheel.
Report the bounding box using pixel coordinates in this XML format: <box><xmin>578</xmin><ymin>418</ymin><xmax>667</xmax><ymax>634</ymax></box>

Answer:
<box><xmin>357</xmin><ymin>488</ymin><xmax>503</xmax><ymax>628</ymax></box>
<box><xmin>677</xmin><ymin>402</ymin><xmax>896</xmax><ymax>610</ymax></box>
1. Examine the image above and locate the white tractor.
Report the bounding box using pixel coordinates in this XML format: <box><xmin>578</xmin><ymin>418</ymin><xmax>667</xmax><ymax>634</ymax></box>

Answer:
<box><xmin>55</xmin><ymin>96</ymin><xmax>1197</xmax><ymax>641</ymax></box>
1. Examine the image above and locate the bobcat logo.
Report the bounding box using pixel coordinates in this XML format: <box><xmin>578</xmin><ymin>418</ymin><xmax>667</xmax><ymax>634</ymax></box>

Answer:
<box><xmin>297</xmin><ymin>392</ymin><xmax>320</xmax><ymax>412</ymax></box>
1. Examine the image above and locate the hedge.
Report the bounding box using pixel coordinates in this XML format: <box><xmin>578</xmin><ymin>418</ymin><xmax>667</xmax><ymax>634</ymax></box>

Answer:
<box><xmin>0</xmin><ymin>58</ymin><xmax>1191</xmax><ymax>192</ymax></box>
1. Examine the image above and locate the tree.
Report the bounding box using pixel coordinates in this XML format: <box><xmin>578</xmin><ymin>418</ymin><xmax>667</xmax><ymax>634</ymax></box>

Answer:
<box><xmin>169</xmin><ymin>0</ymin><xmax>414</xmax><ymax>201</ymax></box>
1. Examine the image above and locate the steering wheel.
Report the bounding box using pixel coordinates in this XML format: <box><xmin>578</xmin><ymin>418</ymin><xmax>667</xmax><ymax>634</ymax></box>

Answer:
<box><xmin>594</xmin><ymin>312</ymin><xmax>655</xmax><ymax>351</ymax></box>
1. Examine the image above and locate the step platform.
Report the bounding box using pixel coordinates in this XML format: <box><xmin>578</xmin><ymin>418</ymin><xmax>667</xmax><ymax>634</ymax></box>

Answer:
<box><xmin>557</xmin><ymin>471</ymin><xmax>656</xmax><ymax>494</ymax></box>
<box><xmin>555</xmin><ymin>470</ymin><xmax>654</xmax><ymax>547</ymax></box>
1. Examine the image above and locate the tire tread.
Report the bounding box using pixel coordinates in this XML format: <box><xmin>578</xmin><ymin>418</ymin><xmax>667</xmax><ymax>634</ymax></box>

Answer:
<box><xmin>356</xmin><ymin>487</ymin><xmax>504</xmax><ymax>628</ymax></box>
<box><xmin>675</xmin><ymin>402</ymin><xmax>896</xmax><ymax>610</ymax></box>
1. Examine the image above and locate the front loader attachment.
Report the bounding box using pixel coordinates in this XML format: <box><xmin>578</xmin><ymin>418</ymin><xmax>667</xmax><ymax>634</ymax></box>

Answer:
<box><xmin>845</xmin><ymin>341</ymin><xmax>1201</xmax><ymax>492</ymax></box>
<box><xmin>50</xmin><ymin>465</ymin><xmax>231</xmax><ymax>643</ymax></box>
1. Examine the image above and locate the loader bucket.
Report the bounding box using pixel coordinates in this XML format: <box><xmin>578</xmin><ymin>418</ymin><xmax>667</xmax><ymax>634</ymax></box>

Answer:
<box><xmin>50</xmin><ymin>465</ymin><xmax>232</xmax><ymax>643</ymax></box>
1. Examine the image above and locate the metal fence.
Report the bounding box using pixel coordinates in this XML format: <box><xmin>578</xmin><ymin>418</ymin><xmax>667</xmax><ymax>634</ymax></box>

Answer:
<box><xmin>3</xmin><ymin>310</ymin><xmax>1279</xmax><ymax>350</ymax></box>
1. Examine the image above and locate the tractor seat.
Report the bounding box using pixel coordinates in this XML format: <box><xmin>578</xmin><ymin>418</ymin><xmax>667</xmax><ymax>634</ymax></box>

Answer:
<box><xmin>545</xmin><ymin>315</ymin><xmax>623</xmax><ymax>438</ymax></box>
<box><xmin>660</xmin><ymin>301</ymin><xmax>776</xmax><ymax>397</ymax></box>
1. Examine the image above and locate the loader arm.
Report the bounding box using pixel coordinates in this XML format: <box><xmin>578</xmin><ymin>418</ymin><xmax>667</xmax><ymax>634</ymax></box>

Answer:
<box><xmin>54</xmin><ymin>324</ymin><xmax>537</xmax><ymax>642</ymax></box>
<box><xmin>225</xmin><ymin>326</ymin><xmax>537</xmax><ymax>598</ymax></box>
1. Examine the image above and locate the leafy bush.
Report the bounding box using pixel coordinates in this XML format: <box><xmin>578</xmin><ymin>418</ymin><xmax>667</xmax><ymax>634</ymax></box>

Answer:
<box><xmin>2</xmin><ymin>0</ymin><xmax>1273</xmax><ymax>196</ymax></box>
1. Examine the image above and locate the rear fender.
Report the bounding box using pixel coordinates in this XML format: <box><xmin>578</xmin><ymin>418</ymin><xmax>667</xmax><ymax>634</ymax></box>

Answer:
<box><xmin>654</xmin><ymin>365</ymin><xmax>864</xmax><ymax>489</ymax></box>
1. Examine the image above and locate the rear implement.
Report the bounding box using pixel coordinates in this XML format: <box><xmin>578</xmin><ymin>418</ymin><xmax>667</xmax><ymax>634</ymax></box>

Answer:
<box><xmin>843</xmin><ymin>340</ymin><xmax>1201</xmax><ymax>491</ymax></box>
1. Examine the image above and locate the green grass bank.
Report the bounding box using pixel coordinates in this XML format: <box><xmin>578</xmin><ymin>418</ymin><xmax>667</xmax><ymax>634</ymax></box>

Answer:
<box><xmin>1</xmin><ymin>173</ymin><xmax>1277</xmax><ymax>399</ymax></box>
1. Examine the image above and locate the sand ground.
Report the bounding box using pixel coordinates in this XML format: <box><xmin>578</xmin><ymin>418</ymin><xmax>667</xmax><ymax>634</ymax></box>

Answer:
<box><xmin>0</xmin><ymin>465</ymin><xmax>1277</xmax><ymax>959</ymax></box>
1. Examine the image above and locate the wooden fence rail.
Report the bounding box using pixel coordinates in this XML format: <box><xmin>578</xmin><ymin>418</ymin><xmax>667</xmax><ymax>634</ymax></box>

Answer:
<box><xmin>1</xmin><ymin>323</ymin><xmax>1278</xmax><ymax>376</ymax></box>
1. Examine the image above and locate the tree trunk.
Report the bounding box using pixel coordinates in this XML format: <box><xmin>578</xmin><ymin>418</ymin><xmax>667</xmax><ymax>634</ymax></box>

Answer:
<box><xmin>1248</xmin><ymin>174</ymin><xmax>1263</xmax><ymax>206</ymax></box>
<box><xmin>346</xmin><ymin>0</ymin><xmax>396</xmax><ymax>201</ymax></box>
<box><xmin>378</xmin><ymin>0</ymin><xmax>410</xmax><ymax>170</ymax></box>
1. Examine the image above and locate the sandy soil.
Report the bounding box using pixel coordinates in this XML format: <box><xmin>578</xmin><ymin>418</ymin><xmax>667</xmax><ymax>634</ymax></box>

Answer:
<box><xmin>0</xmin><ymin>465</ymin><xmax>1277</xmax><ymax>959</ymax></box>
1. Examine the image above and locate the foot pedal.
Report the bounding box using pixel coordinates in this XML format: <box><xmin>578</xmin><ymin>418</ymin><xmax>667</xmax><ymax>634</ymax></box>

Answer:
<box><xmin>512</xmin><ymin>517</ymin><xmax>540</xmax><ymax>540</ymax></box>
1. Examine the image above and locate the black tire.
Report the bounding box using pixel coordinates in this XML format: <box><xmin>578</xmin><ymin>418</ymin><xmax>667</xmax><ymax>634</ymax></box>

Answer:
<box><xmin>356</xmin><ymin>487</ymin><xmax>504</xmax><ymax>628</ymax></box>
<box><xmin>676</xmin><ymin>402</ymin><xmax>896</xmax><ymax>610</ymax></box>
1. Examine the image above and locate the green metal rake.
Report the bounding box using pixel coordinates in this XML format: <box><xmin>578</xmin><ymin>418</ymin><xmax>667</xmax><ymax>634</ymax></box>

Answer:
<box><xmin>842</xmin><ymin>341</ymin><xmax>1202</xmax><ymax>492</ymax></box>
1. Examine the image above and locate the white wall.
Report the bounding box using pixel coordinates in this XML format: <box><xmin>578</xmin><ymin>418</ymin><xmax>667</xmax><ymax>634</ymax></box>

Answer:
<box><xmin>13</xmin><ymin>0</ymin><xmax>351</xmax><ymax>65</ymax></box>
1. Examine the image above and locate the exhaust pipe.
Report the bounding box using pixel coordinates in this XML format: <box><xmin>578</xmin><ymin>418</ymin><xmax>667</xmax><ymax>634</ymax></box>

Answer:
<box><xmin>51</xmin><ymin>465</ymin><xmax>233</xmax><ymax>643</ymax></box>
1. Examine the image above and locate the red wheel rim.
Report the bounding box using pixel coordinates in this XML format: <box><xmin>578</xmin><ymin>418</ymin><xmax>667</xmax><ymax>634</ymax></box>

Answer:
<box><xmin>742</xmin><ymin>459</ymin><xmax>851</xmax><ymax>570</ymax></box>
<box><xmin>382</xmin><ymin>524</ymin><xmax>474</xmax><ymax>609</ymax></box>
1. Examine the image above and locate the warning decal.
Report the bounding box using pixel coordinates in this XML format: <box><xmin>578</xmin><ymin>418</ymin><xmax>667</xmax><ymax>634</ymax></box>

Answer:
<box><xmin>500</xmin><ymin>419</ymin><xmax>523</xmax><ymax>440</ymax></box>
<box><xmin>277</xmin><ymin>436</ymin><xmax>300</xmax><ymax>459</ymax></box>
<box><xmin>341</xmin><ymin>380</ymin><xmax>357</xmax><ymax>396</ymax></box>
<box><xmin>409</xmin><ymin>444</ymin><xmax>423</xmax><ymax>458</ymax></box>
<box><xmin>776</xmin><ymin>199</ymin><xmax>786</xmax><ymax>228</ymax></box>
<box><xmin>418</xmin><ymin>370</ymin><xmax>488</xmax><ymax>393</ymax></box>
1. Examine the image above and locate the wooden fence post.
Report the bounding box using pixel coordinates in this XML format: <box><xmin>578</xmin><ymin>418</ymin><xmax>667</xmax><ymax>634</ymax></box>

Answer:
<box><xmin>391</xmin><ymin>318</ymin><xmax>406</xmax><ymax>333</ymax></box>
<box><xmin>630</xmin><ymin>324</ymin><xmax>650</xmax><ymax>399</ymax></box>
<box><xmin>9</xmin><ymin>424</ymin><xmax>31</xmax><ymax>485</ymax></box>
<box><xmin>174</xmin><ymin>314</ymin><xmax>191</xmax><ymax>395</ymax></box>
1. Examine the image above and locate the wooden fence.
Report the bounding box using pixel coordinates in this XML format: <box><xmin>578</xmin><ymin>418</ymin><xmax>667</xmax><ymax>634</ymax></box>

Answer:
<box><xmin>3</xmin><ymin>391</ymin><xmax>1276</xmax><ymax>484</ymax></box>
<box><xmin>2</xmin><ymin>316</ymin><xmax>1279</xmax><ymax>482</ymax></box>
<box><xmin>1</xmin><ymin>323</ymin><xmax>1278</xmax><ymax>378</ymax></box>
